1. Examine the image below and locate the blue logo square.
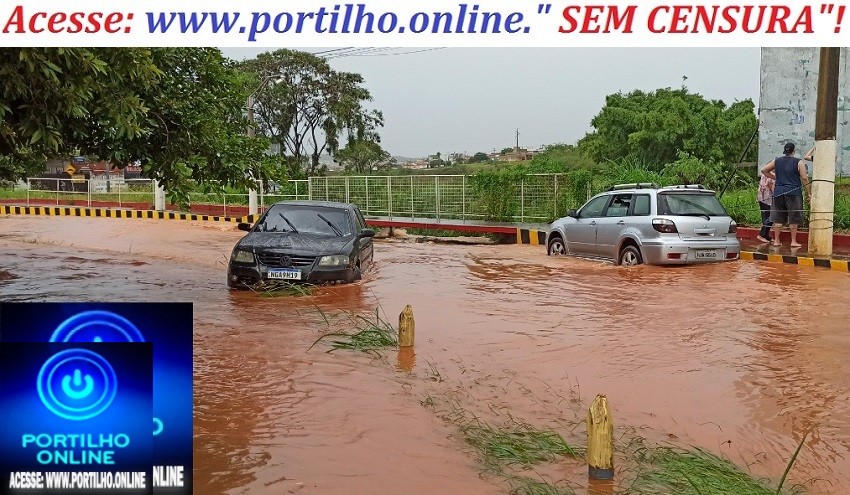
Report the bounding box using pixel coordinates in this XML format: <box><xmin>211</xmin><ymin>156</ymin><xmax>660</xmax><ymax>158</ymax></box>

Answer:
<box><xmin>0</xmin><ymin>342</ymin><xmax>153</xmax><ymax>494</ymax></box>
<box><xmin>0</xmin><ymin>303</ymin><xmax>193</xmax><ymax>494</ymax></box>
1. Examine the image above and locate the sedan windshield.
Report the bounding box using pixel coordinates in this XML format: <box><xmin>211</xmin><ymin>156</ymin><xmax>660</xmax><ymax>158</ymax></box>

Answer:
<box><xmin>657</xmin><ymin>193</ymin><xmax>728</xmax><ymax>217</ymax></box>
<box><xmin>256</xmin><ymin>205</ymin><xmax>353</xmax><ymax>236</ymax></box>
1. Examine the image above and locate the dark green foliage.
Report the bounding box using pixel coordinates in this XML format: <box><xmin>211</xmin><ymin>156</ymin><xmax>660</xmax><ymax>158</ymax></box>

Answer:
<box><xmin>335</xmin><ymin>140</ymin><xmax>392</xmax><ymax>173</ymax></box>
<box><xmin>577</xmin><ymin>87</ymin><xmax>758</xmax><ymax>167</ymax></box>
<box><xmin>0</xmin><ymin>48</ymin><xmax>276</xmax><ymax>204</ymax></box>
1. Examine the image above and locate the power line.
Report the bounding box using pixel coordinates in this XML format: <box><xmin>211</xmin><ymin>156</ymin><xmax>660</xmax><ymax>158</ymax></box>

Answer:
<box><xmin>311</xmin><ymin>47</ymin><xmax>447</xmax><ymax>59</ymax></box>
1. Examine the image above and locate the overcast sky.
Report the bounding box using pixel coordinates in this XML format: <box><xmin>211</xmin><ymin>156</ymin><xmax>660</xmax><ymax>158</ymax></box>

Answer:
<box><xmin>220</xmin><ymin>48</ymin><xmax>762</xmax><ymax>159</ymax></box>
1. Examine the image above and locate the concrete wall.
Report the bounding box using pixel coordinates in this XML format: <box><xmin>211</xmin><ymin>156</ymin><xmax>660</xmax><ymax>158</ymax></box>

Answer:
<box><xmin>758</xmin><ymin>48</ymin><xmax>850</xmax><ymax>175</ymax></box>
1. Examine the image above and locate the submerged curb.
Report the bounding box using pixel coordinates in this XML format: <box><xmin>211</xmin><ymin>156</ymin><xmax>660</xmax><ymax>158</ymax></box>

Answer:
<box><xmin>0</xmin><ymin>205</ymin><xmax>260</xmax><ymax>224</ymax></box>
<box><xmin>740</xmin><ymin>250</ymin><xmax>849</xmax><ymax>272</ymax></box>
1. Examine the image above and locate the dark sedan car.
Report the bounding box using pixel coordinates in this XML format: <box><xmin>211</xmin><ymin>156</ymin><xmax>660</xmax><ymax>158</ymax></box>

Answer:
<box><xmin>227</xmin><ymin>201</ymin><xmax>374</xmax><ymax>288</ymax></box>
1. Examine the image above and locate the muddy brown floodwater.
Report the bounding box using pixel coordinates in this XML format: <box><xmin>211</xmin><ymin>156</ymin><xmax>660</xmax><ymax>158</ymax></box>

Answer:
<box><xmin>2</xmin><ymin>216</ymin><xmax>850</xmax><ymax>494</ymax></box>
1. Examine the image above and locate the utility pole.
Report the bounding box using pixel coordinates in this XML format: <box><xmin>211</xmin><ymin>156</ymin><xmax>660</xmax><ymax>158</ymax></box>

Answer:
<box><xmin>245</xmin><ymin>94</ymin><xmax>258</xmax><ymax>215</ymax></box>
<box><xmin>808</xmin><ymin>47</ymin><xmax>840</xmax><ymax>257</ymax></box>
<box><xmin>245</xmin><ymin>73</ymin><xmax>286</xmax><ymax>215</ymax></box>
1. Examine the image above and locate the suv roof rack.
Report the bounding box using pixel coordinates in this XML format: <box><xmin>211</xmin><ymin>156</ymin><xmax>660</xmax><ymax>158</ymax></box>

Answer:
<box><xmin>660</xmin><ymin>184</ymin><xmax>709</xmax><ymax>190</ymax></box>
<box><xmin>605</xmin><ymin>182</ymin><xmax>660</xmax><ymax>191</ymax></box>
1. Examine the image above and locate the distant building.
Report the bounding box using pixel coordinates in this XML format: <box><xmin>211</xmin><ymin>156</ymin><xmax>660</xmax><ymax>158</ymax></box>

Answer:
<box><xmin>42</xmin><ymin>158</ymin><xmax>140</xmax><ymax>179</ymax></box>
<box><xmin>399</xmin><ymin>159</ymin><xmax>428</xmax><ymax>169</ymax></box>
<box><xmin>449</xmin><ymin>152</ymin><xmax>470</xmax><ymax>163</ymax></box>
<box><xmin>496</xmin><ymin>147</ymin><xmax>536</xmax><ymax>162</ymax></box>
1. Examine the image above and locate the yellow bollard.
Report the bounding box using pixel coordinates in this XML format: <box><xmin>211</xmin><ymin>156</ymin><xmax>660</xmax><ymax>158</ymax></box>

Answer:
<box><xmin>398</xmin><ymin>305</ymin><xmax>415</xmax><ymax>347</ymax></box>
<box><xmin>587</xmin><ymin>394</ymin><xmax>614</xmax><ymax>481</ymax></box>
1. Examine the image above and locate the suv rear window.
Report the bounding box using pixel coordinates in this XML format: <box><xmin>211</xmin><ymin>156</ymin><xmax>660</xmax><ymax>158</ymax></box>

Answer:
<box><xmin>657</xmin><ymin>192</ymin><xmax>728</xmax><ymax>216</ymax></box>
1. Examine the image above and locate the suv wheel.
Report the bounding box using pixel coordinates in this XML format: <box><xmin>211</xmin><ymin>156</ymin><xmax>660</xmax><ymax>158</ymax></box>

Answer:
<box><xmin>619</xmin><ymin>245</ymin><xmax>643</xmax><ymax>266</ymax></box>
<box><xmin>547</xmin><ymin>235</ymin><xmax>566</xmax><ymax>256</ymax></box>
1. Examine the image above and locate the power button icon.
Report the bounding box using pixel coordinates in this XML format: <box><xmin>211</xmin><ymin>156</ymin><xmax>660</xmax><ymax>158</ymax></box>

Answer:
<box><xmin>62</xmin><ymin>369</ymin><xmax>95</xmax><ymax>399</ymax></box>
<box><xmin>37</xmin><ymin>349</ymin><xmax>118</xmax><ymax>421</ymax></box>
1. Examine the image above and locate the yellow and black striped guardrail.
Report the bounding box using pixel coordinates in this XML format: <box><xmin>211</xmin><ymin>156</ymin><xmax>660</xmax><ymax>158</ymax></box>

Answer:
<box><xmin>740</xmin><ymin>250</ymin><xmax>849</xmax><ymax>272</ymax></box>
<box><xmin>516</xmin><ymin>228</ymin><xmax>546</xmax><ymax>245</ymax></box>
<box><xmin>0</xmin><ymin>205</ymin><xmax>260</xmax><ymax>224</ymax></box>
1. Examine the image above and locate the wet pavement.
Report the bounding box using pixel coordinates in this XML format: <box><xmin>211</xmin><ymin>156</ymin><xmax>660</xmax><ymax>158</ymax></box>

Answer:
<box><xmin>1</xmin><ymin>216</ymin><xmax>850</xmax><ymax>494</ymax></box>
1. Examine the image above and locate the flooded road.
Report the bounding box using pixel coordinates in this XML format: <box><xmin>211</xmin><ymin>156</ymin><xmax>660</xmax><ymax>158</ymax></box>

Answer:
<box><xmin>1</xmin><ymin>216</ymin><xmax>850</xmax><ymax>494</ymax></box>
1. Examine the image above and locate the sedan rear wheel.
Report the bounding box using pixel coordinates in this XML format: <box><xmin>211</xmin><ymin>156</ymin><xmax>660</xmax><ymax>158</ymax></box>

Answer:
<box><xmin>619</xmin><ymin>245</ymin><xmax>643</xmax><ymax>266</ymax></box>
<box><xmin>547</xmin><ymin>236</ymin><xmax>566</xmax><ymax>256</ymax></box>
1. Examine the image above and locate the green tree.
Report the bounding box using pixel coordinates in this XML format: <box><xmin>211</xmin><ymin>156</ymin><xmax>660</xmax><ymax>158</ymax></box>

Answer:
<box><xmin>661</xmin><ymin>152</ymin><xmax>724</xmax><ymax>190</ymax></box>
<box><xmin>577</xmin><ymin>87</ymin><xmax>757</xmax><ymax>169</ymax></box>
<box><xmin>525</xmin><ymin>143</ymin><xmax>598</xmax><ymax>173</ymax></box>
<box><xmin>0</xmin><ymin>48</ymin><xmax>158</xmax><ymax>181</ymax></box>
<box><xmin>335</xmin><ymin>140</ymin><xmax>391</xmax><ymax>173</ymax></box>
<box><xmin>0</xmin><ymin>48</ymin><xmax>275</xmax><ymax>201</ymax></box>
<box><xmin>241</xmin><ymin>49</ymin><xmax>384</xmax><ymax>176</ymax></box>
<box><xmin>468</xmin><ymin>152</ymin><xmax>490</xmax><ymax>163</ymax></box>
<box><xmin>118</xmin><ymin>48</ymin><xmax>276</xmax><ymax>204</ymax></box>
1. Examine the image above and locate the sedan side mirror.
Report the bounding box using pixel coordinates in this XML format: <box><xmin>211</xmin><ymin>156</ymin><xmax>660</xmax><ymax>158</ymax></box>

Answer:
<box><xmin>237</xmin><ymin>222</ymin><xmax>252</xmax><ymax>232</ymax></box>
<box><xmin>359</xmin><ymin>228</ymin><xmax>375</xmax><ymax>238</ymax></box>
<box><xmin>567</xmin><ymin>209</ymin><xmax>578</xmax><ymax>218</ymax></box>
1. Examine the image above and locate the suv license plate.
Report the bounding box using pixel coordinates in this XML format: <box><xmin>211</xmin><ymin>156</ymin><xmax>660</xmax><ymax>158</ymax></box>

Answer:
<box><xmin>267</xmin><ymin>269</ymin><xmax>301</xmax><ymax>280</ymax></box>
<box><xmin>694</xmin><ymin>250</ymin><xmax>718</xmax><ymax>259</ymax></box>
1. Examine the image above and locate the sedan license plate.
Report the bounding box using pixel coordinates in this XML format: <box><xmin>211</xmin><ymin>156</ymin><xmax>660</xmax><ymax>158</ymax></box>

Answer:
<box><xmin>693</xmin><ymin>249</ymin><xmax>719</xmax><ymax>260</ymax></box>
<box><xmin>267</xmin><ymin>269</ymin><xmax>301</xmax><ymax>280</ymax></box>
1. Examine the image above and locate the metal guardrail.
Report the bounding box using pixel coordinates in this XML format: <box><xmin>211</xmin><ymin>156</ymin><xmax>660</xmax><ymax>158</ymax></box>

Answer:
<box><xmin>306</xmin><ymin>174</ymin><xmax>581</xmax><ymax>223</ymax></box>
<box><xmin>15</xmin><ymin>175</ymin><xmax>576</xmax><ymax>222</ymax></box>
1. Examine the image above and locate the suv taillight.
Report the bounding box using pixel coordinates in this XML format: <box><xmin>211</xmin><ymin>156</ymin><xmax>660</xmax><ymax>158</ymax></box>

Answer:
<box><xmin>652</xmin><ymin>218</ymin><xmax>678</xmax><ymax>233</ymax></box>
<box><xmin>728</xmin><ymin>220</ymin><xmax>737</xmax><ymax>234</ymax></box>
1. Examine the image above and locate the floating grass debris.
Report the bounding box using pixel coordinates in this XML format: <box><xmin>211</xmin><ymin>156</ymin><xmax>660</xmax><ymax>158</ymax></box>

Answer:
<box><xmin>248</xmin><ymin>281</ymin><xmax>315</xmax><ymax>297</ymax></box>
<box><xmin>461</xmin><ymin>421</ymin><xmax>580</xmax><ymax>468</ymax></box>
<box><xmin>628</xmin><ymin>443</ymin><xmax>804</xmax><ymax>495</ymax></box>
<box><xmin>423</xmin><ymin>392</ymin><xmax>581</xmax><ymax>494</ymax></box>
<box><xmin>309</xmin><ymin>308</ymin><xmax>398</xmax><ymax>355</ymax></box>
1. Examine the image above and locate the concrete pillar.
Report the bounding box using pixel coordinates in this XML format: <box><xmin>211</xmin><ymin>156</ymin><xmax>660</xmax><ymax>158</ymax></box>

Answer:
<box><xmin>249</xmin><ymin>188</ymin><xmax>258</xmax><ymax>215</ymax></box>
<box><xmin>808</xmin><ymin>139</ymin><xmax>836</xmax><ymax>257</ymax></box>
<box><xmin>154</xmin><ymin>182</ymin><xmax>166</xmax><ymax>211</ymax></box>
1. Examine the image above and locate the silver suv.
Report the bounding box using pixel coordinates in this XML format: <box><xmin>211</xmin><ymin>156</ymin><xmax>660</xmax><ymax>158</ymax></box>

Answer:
<box><xmin>545</xmin><ymin>183</ymin><xmax>740</xmax><ymax>266</ymax></box>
